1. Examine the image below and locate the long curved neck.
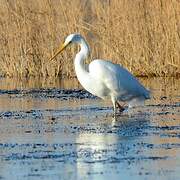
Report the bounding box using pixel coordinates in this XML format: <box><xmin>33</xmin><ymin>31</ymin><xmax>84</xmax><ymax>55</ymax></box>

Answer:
<box><xmin>74</xmin><ymin>38</ymin><xmax>90</xmax><ymax>77</ymax></box>
<box><xmin>73</xmin><ymin>36</ymin><xmax>94</xmax><ymax>95</ymax></box>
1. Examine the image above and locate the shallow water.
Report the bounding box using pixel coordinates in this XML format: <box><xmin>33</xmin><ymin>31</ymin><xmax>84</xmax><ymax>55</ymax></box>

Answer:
<box><xmin>0</xmin><ymin>77</ymin><xmax>179</xmax><ymax>180</ymax></box>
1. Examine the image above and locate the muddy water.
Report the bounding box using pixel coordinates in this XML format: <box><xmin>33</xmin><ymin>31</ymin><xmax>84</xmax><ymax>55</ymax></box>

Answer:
<box><xmin>0</xmin><ymin>77</ymin><xmax>179</xmax><ymax>180</ymax></box>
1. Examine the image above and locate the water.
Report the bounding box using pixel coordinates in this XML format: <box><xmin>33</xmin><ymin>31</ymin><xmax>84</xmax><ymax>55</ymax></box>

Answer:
<box><xmin>0</xmin><ymin>77</ymin><xmax>179</xmax><ymax>180</ymax></box>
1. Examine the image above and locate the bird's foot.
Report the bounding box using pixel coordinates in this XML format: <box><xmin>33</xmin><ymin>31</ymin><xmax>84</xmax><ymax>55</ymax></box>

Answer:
<box><xmin>118</xmin><ymin>107</ymin><xmax>125</xmax><ymax>113</ymax></box>
<box><xmin>116</xmin><ymin>101</ymin><xmax>125</xmax><ymax>113</ymax></box>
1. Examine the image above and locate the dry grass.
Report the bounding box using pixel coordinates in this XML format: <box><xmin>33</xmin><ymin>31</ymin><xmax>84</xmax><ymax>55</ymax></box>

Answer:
<box><xmin>0</xmin><ymin>0</ymin><xmax>179</xmax><ymax>77</ymax></box>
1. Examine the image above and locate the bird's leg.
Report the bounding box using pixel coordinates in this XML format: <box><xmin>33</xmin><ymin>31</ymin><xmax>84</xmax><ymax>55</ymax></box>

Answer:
<box><xmin>111</xmin><ymin>98</ymin><xmax>117</xmax><ymax>118</ymax></box>
<box><xmin>116</xmin><ymin>101</ymin><xmax>125</xmax><ymax>113</ymax></box>
<box><xmin>113</xmin><ymin>102</ymin><xmax>117</xmax><ymax>118</ymax></box>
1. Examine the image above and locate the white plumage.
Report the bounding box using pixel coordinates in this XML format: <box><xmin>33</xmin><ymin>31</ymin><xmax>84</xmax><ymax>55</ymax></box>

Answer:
<box><xmin>50</xmin><ymin>33</ymin><xmax>150</xmax><ymax>116</ymax></box>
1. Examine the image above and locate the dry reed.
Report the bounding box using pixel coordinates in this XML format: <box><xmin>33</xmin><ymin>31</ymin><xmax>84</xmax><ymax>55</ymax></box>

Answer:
<box><xmin>0</xmin><ymin>0</ymin><xmax>179</xmax><ymax>77</ymax></box>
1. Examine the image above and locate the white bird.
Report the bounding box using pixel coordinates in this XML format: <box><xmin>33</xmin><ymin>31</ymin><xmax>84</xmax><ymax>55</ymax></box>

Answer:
<box><xmin>50</xmin><ymin>33</ymin><xmax>150</xmax><ymax>116</ymax></box>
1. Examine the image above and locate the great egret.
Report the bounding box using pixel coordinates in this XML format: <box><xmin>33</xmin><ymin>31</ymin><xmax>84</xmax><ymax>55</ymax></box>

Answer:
<box><xmin>50</xmin><ymin>33</ymin><xmax>150</xmax><ymax>116</ymax></box>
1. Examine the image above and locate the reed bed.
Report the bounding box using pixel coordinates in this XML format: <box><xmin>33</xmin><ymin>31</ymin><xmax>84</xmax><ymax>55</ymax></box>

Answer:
<box><xmin>0</xmin><ymin>0</ymin><xmax>179</xmax><ymax>77</ymax></box>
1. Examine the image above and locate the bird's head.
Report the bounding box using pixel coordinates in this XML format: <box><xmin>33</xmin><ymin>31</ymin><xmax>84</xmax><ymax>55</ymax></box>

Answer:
<box><xmin>65</xmin><ymin>33</ymin><xmax>82</xmax><ymax>44</ymax></box>
<box><xmin>49</xmin><ymin>33</ymin><xmax>83</xmax><ymax>61</ymax></box>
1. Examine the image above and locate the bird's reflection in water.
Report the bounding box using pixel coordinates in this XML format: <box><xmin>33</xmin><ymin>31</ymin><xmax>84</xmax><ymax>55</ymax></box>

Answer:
<box><xmin>74</xmin><ymin>111</ymin><xmax>150</xmax><ymax>179</ymax></box>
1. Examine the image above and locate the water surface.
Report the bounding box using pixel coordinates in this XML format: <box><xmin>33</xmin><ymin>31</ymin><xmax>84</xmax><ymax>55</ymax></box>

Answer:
<box><xmin>0</xmin><ymin>77</ymin><xmax>179</xmax><ymax>180</ymax></box>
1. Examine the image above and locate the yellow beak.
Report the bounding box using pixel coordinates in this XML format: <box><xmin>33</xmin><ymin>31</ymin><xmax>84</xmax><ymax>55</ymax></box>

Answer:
<box><xmin>49</xmin><ymin>42</ymin><xmax>68</xmax><ymax>61</ymax></box>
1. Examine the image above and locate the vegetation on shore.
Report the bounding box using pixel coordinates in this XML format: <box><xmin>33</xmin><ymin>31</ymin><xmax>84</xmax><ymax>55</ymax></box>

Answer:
<box><xmin>0</xmin><ymin>0</ymin><xmax>179</xmax><ymax>77</ymax></box>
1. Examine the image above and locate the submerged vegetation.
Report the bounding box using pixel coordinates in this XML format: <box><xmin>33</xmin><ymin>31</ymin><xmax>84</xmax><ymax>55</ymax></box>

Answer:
<box><xmin>0</xmin><ymin>0</ymin><xmax>179</xmax><ymax>77</ymax></box>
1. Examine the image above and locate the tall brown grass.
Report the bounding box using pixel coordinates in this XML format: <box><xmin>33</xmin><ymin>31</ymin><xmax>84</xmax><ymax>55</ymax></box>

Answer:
<box><xmin>0</xmin><ymin>0</ymin><xmax>179</xmax><ymax>77</ymax></box>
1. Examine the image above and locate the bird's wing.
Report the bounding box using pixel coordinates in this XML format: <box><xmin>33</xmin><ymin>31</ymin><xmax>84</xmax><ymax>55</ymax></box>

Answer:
<box><xmin>89</xmin><ymin>60</ymin><xmax>121</xmax><ymax>91</ymax></box>
<box><xmin>89</xmin><ymin>59</ymin><xmax>150</xmax><ymax>99</ymax></box>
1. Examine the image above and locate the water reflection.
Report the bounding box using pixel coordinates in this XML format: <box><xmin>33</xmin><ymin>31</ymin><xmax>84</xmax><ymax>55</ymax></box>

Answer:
<box><xmin>0</xmin><ymin>77</ymin><xmax>179</xmax><ymax>94</ymax></box>
<box><xmin>0</xmin><ymin>77</ymin><xmax>80</xmax><ymax>90</ymax></box>
<box><xmin>0</xmin><ymin>77</ymin><xmax>179</xmax><ymax>180</ymax></box>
